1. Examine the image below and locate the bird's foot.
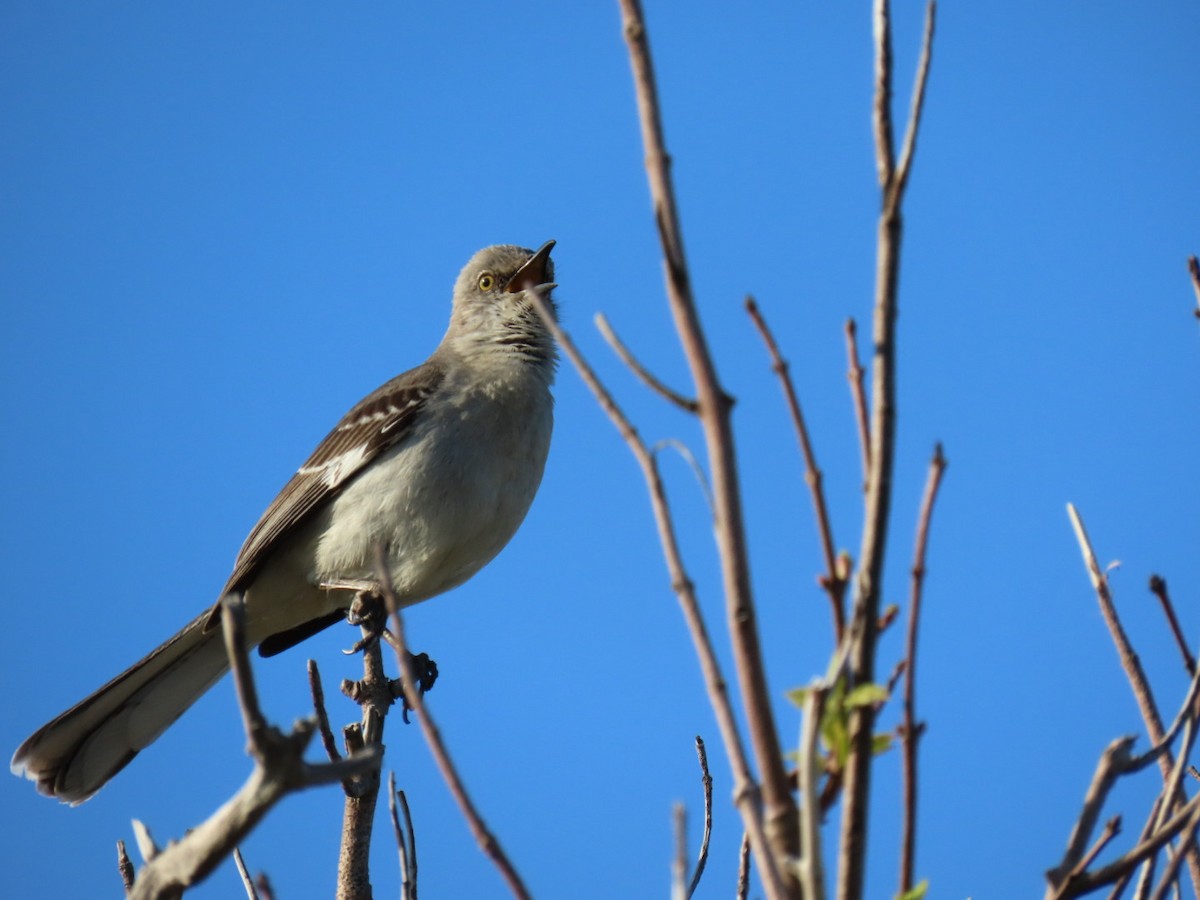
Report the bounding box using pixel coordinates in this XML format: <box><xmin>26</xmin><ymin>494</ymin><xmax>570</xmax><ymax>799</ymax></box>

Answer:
<box><xmin>341</xmin><ymin>588</ymin><xmax>388</xmax><ymax>655</ymax></box>
<box><xmin>394</xmin><ymin>652</ymin><xmax>439</xmax><ymax>723</ymax></box>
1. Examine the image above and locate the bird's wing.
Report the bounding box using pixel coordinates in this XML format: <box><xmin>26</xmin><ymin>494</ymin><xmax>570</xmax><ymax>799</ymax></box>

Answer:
<box><xmin>220</xmin><ymin>361</ymin><xmax>444</xmax><ymax>596</ymax></box>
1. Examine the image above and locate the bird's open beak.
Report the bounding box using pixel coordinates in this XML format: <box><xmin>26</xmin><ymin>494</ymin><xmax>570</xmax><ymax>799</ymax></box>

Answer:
<box><xmin>507</xmin><ymin>240</ymin><xmax>556</xmax><ymax>293</ymax></box>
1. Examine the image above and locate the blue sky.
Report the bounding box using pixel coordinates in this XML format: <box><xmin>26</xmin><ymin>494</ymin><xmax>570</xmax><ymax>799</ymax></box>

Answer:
<box><xmin>2</xmin><ymin>2</ymin><xmax>1197</xmax><ymax>897</ymax></box>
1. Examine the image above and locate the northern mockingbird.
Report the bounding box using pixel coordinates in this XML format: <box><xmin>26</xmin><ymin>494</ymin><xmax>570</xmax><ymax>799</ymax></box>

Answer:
<box><xmin>12</xmin><ymin>241</ymin><xmax>558</xmax><ymax>804</ymax></box>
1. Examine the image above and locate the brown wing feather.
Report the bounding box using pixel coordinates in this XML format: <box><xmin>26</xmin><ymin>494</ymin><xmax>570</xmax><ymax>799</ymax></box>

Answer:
<box><xmin>219</xmin><ymin>361</ymin><xmax>444</xmax><ymax>596</ymax></box>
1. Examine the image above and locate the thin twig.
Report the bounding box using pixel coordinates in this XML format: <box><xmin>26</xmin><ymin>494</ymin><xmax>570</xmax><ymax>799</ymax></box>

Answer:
<box><xmin>527</xmin><ymin>288</ymin><xmax>783</xmax><ymax>898</ymax></box>
<box><xmin>736</xmin><ymin>831</ymin><xmax>751</xmax><ymax>900</ymax></box>
<box><xmin>1066</xmin><ymin>504</ymin><xmax>1200</xmax><ymax>890</ymax></box>
<box><xmin>745</xmin><ymin>295</ymin><xmax>845</xmax><ymax>639</ymax></box>
<box><xmin>899</xmin><ymin>443</ymin><xmax>947</xmax><ymax>894</ymax></box>
<box><xmin>388</xmin><ymin>772</ymin><xmax>417</xmax><ymax>900</ymax></box>
<box><xmin>672</xmin><ymin>803</ymin><xmax>688</xmax><ymax>900</ymax></box>
<box><xmin>596</xmin><ymin>312</ymin><xmax>698</xmax><ymax>413</ymax></box>
<box><xmin>1149</xmin><ymin>575</ymin><xmax>1195</xmax><ymax>675</ymax></box>
<box><xmin>798</xmin><ymin>683</ymin><xmax>829</xmax><ymax>900</ymax></box>
<box><xmin>1056</xmin><ymin>793</ymin><xmax>1200</xmax><ymax>896</ymax></box>
<box><xmin>1149</xmin><ymin>802</ymin><xmax>1200</xmax><ymax>900</ymax></box>
<box><xmin>617</xmin><ymin>2</ymin><xmax>795</xmax><ymax>891</ymax></box>
<box><xmin>687</xmin><ymin>736</ymin><xmax>713</xmax><ymax>899</ymax></box>
<box><xmin>307</xmin><ymin>659</ymin><xmax>343</xmax><ymax>763</ymax></box>
<box><xmin>839</xmin><ymin>4</ymin><xmax>937</xmax><ymax>897</ymax></box>
<box><xmin>233</xmin><ymin>847</ymin><xmax>259</xmax><ymax>900</ymax></box>
<box><xmin>398</xmin><ymin>788</ymin><xmax>417</xmax><ymax>900</ymax></box>
<box><xmin>844</xmin><ymin>319</ymin><xmax>871</xmax><ymax>481</ymax></box>
<box><xmin>117</xmin><ymin>840</ymin><xmax>135</xmax><ymax>893</ymax></box>
<box><xmin>892</xmin><ymin>2</ymin><xmax>938</xmax><ymax>204</ymax></box>
<box><xmin>373</xmin><ymin>546</ymin><xmax>532</xmax><ymax>900</ymax></box>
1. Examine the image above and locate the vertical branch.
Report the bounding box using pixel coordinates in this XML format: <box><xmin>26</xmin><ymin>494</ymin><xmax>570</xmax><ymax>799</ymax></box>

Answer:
<box><xmin>839</xmin><ymin>4</ymin><xmax>937</xmax><ymax>899</ymax></box>
<box><xmin>618</xmin><ymin>0</ymin><xmax>797</xmax><ymax>887</ymax></box>
<box><xmin>899</xmin><ymin>444</ymin><xmax>947</xmax><ymax>894</ymax></box>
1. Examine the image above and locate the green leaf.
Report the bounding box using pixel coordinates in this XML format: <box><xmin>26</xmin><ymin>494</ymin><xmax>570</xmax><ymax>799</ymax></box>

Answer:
<box><xmin>844</xmin><ymin>682</ymin><xmax>889</xmax><ymax>709</ymax></box>
<box><xmin>896</xmin><ymin>879</ymin><xmax>929</xmax><ymax>900</ymax></box>
<box><xmin>872</xmin><ymin>733</ymin><xmax>894</xmax><ymax>755</ymax></box>
<box><xmin>787</xmin><ymin>686</ymin><xmax>811</xmax><ymax>708</ymax></box>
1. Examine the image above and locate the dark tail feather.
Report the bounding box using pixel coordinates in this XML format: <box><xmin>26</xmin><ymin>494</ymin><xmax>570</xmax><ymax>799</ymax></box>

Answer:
<box><xmin>10</xmin><ymin>613</ymin><xmax>231</xmax><ymax>804</ymax></box>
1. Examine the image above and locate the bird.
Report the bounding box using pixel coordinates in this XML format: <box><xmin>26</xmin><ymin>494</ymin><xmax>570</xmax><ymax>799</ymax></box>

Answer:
<box><xmin>11</xmin><ymin>241</ymin><xmax>558</xmax><ymax>804</ymax></box>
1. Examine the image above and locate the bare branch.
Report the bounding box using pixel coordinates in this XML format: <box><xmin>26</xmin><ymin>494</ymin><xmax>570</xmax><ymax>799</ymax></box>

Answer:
<box><xmin>1149</xmin><ymin>803</ymin><xmax>1200</xmax><ymax>900</ymax></box>
<box><xmin>798</xmin><ymin>683</ymin><xmax>830</xmax><ymax>900</ymax></box>
<box><xmin>736</xmin><ymin>831</ymin><xmax>751</xmax><ymax>900</ymax></box>
<box><xmin>617</xmin><ymin>2</ymin><xmax>796</xmax><ymax>889</ymax></box>
<box><xmin>672</xmin><ymin>803</ymin><xmax>688</xmax><ymax>900</ymax></box>
<box><xmin>1046</xmin><ymin>736</ymin><xmax>1139</xmax><ymax>891</ymax></box>
<box><xmin>1053</xmin><ymin>792</ymin><xmax>1200</xmax><ymax>897</ymax></box>
<box><xmin>373</xmin><ymin>546</ymin><xmax>532</xmax><ymax>900</ymax></box>
<box><xmin>596</xmin><ymin>312</ymin><xmax>698</xmax><ymax>413</ymax></box>
<box><xmin>745</xmin><ymin>294</ymin><xmax>845</xmax><ymax>639</ymax></box>
<box><xmin>527</xmin><ymin>288</ymin><xmax>784</xmax><ymax>898</ymax></box>
<box><xmin>388</xmin><ymin>772</ymin><xmax>417</xmax><ymax>900</ymax></box>
<box><xmin>233</xmin><ymin>847</ymin><xmax>259</xmax><ymax>900</ymax></box>
<box><xmin>892</xmin><ymin>2</ymin><xmax>938</xmax><ymax>204</ymax></box>
<box><xmin>1066</xmin><ymin>504</ymin><xmax>1200</xmax><ymax>889</ymax></box>
<box><xmin>307</xmin><ymin>659</ymin><xmax>344</xmax><ymax>764</ymax></box>
<box><xmin>117</xmin><ymin>840</ymin><xmax>135</xmax><ymax>894</ymax></box>
<box><xmin>899</xmin><ymin>442</ymin><xmax>947</xmax><ymax>894</ymax></box>
<box><xmin>871</xmin><ymin>0</ymin><xmax>895</xmax><ymax>187</ymax></box>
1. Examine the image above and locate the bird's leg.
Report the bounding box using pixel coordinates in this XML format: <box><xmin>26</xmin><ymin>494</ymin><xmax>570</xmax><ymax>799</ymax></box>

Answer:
<box><xmin>341</xmin><ymin>588</ymin><xmax>389</xmax><ymax>655</ymax></box>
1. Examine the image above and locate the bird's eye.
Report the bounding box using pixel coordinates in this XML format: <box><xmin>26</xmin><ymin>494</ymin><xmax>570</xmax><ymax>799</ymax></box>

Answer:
<box><xmin>478</xmin><ymin>273</ymin><xmax>495</xmax><ymax>291</ymax></box>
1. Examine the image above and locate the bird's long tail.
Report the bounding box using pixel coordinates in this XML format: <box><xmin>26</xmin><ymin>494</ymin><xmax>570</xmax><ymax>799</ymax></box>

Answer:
<box><xmin>10</xmin><ymin>612</ymin><xmax>231</xmax><ymax>804</ymax></box>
